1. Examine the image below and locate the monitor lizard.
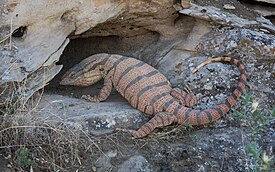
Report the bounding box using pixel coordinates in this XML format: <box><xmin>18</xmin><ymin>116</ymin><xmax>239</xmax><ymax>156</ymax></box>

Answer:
<box><xmin>60</xmin><ymin>53</ymin><xmax>246</xmax><ymax>138</ymax></box>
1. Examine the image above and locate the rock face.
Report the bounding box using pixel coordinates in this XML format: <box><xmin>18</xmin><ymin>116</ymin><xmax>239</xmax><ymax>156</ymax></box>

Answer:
<box><xmin>0</xmin><ymin>0</ymin><xmax>177</xmax><ymax>105</ymax></box>
<box><xmin>252</xmin><ymin>0</ymin><xmax>275</xmax><ymax>4</ymax></box>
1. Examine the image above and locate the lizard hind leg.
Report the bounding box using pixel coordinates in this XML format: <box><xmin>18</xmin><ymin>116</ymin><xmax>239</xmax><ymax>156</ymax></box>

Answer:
<box><xmin>130</xmin><ymin>112</ymin><xmax>177</xmax><ymax>139</ymax></box>
<box><xmin>171</xmin><ymin>87</ymin><xmax>197</xmax><ymax>107</ymax></box>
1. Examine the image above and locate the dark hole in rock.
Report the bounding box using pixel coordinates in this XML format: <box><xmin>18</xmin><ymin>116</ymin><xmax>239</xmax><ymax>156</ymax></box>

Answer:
<box><xmin>12</xmin><ymin>26</ymin><xmax>27</xmax><ymax>37</ymax></box>
<box><xmin>201</xmin><ymin>9</ymin><xmax>207</xmax><ymax>13</ymax></box>
<box><xmin>265</xmin><ymin>15</ymin><xmax>275</xmax><ymax>25</ymax></box>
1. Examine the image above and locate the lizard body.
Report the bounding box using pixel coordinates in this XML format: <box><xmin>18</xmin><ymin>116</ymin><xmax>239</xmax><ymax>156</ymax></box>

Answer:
<box><xmin>60</xmin><ymin>53</ymin><xmax>246</xmax><ymax>138</ymax></box>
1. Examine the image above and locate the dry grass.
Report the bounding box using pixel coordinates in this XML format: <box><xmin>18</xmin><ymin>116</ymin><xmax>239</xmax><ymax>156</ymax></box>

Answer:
<box><xmin>0</xmin><ymin>82</ymin><xmax>102</xmax><ymax>172</ymax></box>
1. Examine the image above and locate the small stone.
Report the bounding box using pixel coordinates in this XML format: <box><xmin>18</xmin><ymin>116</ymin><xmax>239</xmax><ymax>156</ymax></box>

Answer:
<box><xmin>118</xmin><ymin>155</ymin><xmax>153</xmax><ymax>172</ymax></box>
<box><xmin>173</xmin><ymin>3</ymin><xmax>183</xmax><ymax>11</ymax></box>
<box><xmin>181</xmin><ymin>0</ymin><xmax>193</xmax><ymax>8</ymax></box>
<box><xmin>204</xmin><ymin>83</ymin><xmax>213</xmax><ymax>90</ymax></box>
<box><xmin>223</xmin><ymin>4</ymin><xmax>236</xmax><ymax>10</ymax></box>
<box><xmin>95</xmin><ymin>150</ymin><xmax>117</xmax><ymax>172</ymax></box>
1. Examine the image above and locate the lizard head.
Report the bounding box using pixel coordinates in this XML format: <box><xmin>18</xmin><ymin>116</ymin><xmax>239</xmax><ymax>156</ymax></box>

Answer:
<box><xmin>60</xmin><ymin>56</ymin><xmax>106</xmax><ymax>86</ymax></box>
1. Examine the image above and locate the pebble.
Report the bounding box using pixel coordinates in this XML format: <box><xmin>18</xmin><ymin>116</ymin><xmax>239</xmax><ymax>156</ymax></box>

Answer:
<box><xmin>204</xmin><ymin>83</ymin><xmax>213</xmax><ymax>90</ymax></box>
<box><xmin>223</xmin><ymin>4</ymin><xmax>236</xmax><ymax>10</ymax></box>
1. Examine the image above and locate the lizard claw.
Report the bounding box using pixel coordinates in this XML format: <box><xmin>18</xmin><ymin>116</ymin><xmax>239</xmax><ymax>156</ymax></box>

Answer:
<box><xmin>183</xmin><ymin>85</ymin><xmax>191</xmax><ymax>93</ymax></box>
<box><xmin>81</xmin><ymin>95</ymin><xmax>100</xmax><ymax>103</ymax></box>
<box><xmin>115</xmin><ymin>127</ymin><xmax>128</xmax><ymax>132</ymax></box>
<box><xmin>115</xmin><ymin>128</ymin><xmax>137</xmax><ymax>139</ymax></box>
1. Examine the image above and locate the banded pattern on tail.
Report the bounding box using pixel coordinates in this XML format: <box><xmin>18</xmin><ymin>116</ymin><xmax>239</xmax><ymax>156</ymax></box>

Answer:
<box><xmin>178</xmin><ymin>57</ymin><xmax>246</xmax><ymax>125</ymax></box>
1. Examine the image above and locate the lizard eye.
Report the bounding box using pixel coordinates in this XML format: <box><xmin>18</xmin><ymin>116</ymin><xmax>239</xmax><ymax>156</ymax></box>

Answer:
<box><xmin>99</xmin><ymin>68</ymin><xmax>104</xmax><ymax>71</ymax></box>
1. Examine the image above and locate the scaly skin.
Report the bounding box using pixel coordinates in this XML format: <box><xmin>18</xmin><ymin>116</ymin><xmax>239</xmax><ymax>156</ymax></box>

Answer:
<box><xmin>60</xmin><ymin>53</ymin><xmax>247</xmax><ymax>138</ymax></box>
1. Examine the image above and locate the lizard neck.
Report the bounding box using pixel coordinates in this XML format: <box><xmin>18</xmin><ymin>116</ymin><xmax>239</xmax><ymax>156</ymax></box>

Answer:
<box><xmin>101</xmin><ymin>54</ymin><xmax>127</xmax><ymax>72</ymax></box>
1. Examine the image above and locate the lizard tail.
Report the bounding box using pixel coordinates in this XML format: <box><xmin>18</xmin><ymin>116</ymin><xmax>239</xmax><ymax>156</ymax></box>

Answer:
<box><xmin>177</xmin><ymin>57</ymin><xmax>247</xmax><ymax>125</ymax></box>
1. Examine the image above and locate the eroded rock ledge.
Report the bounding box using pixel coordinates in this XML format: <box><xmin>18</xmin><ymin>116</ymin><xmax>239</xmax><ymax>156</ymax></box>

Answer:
<box><xmin>0</xmin><ymin>0</ymin><xmax>178</xmax><ymax>105</ymax></box>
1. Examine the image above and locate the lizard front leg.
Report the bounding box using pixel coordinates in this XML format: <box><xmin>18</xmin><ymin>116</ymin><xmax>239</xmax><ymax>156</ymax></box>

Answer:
<box><xmin>82</xmin><ymin>71</ymin><xmax>114</xmax><ymax>103</ymax></box>
<box><xmin>129</xmin><ymin>112</ymin><xmax>177</xmax><ymax>138</ymax></box>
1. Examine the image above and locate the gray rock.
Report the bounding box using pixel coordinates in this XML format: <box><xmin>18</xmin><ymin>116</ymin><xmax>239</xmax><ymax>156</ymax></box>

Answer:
<box><xmin>180</xmin><ymin>6</ymin><xmax>258</xmax><ymax>28</ymax></box>
<box><xmin>94</xmin><ymin>150</ymin><xmax>118</xmax><ymax>172</ymax></box>
<box><xmin>196</xmin><ymin>29</ymin><xmax>275</xmax><ymax>59</ymax></box>
<box><xmin>29</xmin><ymin>94</ymin><xmax>147</xmax><ymax>136</ymax></box>
<box><xmin>118</xmin><ymin>155</ymin><xmax>153</xmax><ymax>172</ymax></box>
<box><xmin>180</xmin><ymin>5</ymin><xmax>275</xmax><ymax>33</ymax></box>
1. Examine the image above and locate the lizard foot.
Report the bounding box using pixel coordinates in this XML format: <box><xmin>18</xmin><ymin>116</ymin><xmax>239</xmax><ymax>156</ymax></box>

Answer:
<box><xmin>171</xmin><ymin>86</ymin><xmax>197</xmax><ymax>107</ymax></box>
<box><xmin>81</xmin><ymin>95</ymin><xmax>100</xmax><ymax>103</ymax></box>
